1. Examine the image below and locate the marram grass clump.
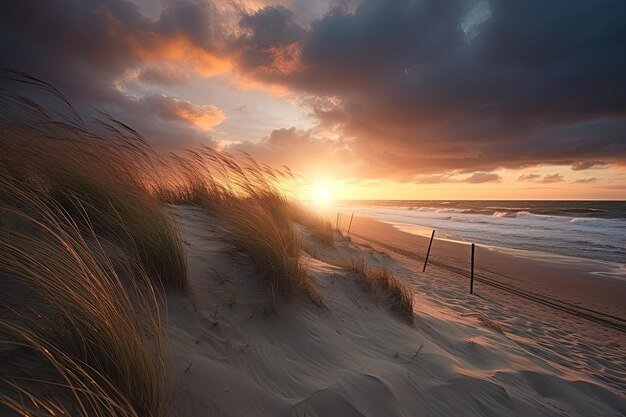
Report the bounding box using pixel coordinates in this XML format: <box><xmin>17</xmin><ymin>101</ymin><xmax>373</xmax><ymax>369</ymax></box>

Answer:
<box><xmin>345</xmin><ymin>258</ymin><xmax>414</xmax><ymax>325</ymax></box>
<box><xmin>0</xmin><ymin>73</ymin><xmax>188</xmax><ymax>292</ymax></box>
<box><xmin>156</xmin><ymin>143</ymin><xmax>324</xmax><ymax>306</ymax></box>
<box><xmin>288</xmin><ymin>203</ymin><xmax>335</xmax><ymax>246</ymax></box>
<box><xmin>219</xmin><ymin>197</ymin><xmax>323</xmax><ymax>307</ymax></box>
<box><xmin>0</xmin><ymin>172</ymin><xmax>169</xmax><ymax>417</ymax></box>
<box><xmin>0</xmin><ymin>71</ymin><xmax>177</xmax><ymax>416</ymax></box>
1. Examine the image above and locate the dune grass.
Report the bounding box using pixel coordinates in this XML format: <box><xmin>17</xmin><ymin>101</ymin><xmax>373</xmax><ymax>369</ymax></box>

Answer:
<box><xmin>155</xmin><ymin>145</ymin><xmax>323</xmax><ymax>306</ymax></box>
<box><xmin>0</xmin><ymin>72</ymin><xmax>324</xmax><ymax>414</ymax></box>
<box><xmin>478</xmin><ymin>313</ymin><xmax>505</xmax><ymax>334</ymax></box>
<box><xmin>345</xmin><ymin>258</ymin><xmax>415</xmax><ymax>325</ymax></box>
<box><xmin>0</xmin><ymin>74</ymin><xmax>187</xmax><ymax>292</ymax></box>
<box><xmin>287</xmin><ymin>203</ymin><xmax>335</xmax><ymax>246</ymax></box>
<box><xmin>0</xmin><ymin>173</ymin><xmax>168</xmax><ymax>417</ymax></box>
<box><xmin>0</xmin><ymin>72</ymin><xmax>176</xmax><ymax>416</ymax></box>
<box><xmin>219</xmin><ymin>197</ymin><xmax>322</xmax><ymax>307</ymax></box>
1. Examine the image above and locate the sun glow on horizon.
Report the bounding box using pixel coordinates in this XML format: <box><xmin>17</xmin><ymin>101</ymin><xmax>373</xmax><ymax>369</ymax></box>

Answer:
<box><xmin>310</xmin><ymin>183</ymin><xmax>333</xmax><ymax>206</ymax></box>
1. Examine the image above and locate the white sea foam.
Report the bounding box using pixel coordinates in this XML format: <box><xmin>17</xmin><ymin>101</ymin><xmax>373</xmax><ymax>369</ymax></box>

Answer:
<box><xmin>492</xmin><ymin>211</ymin><xmax>517</xmax><ymax>218</ymax></box>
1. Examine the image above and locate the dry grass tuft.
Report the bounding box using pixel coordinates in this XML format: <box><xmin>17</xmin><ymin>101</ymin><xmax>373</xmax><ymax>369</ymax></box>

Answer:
<box><xmin>219</xmin><ymin>197</ymin><xmax>323</xmax><ymax>307</ymax></box>
<box><xmin>344</xmin><ymin>258</ymin><xmax>414</xmax><ymax>324</ymax></box>
<box><xmin>0</xmin><ymin>71</ymin><xmax>174</xmax><ymax>416</ymax></box>
<box><xmin>155</xmin><ymin>143</ymin><xmax>323</xmax><ymax>306</ymax></box>
<box><xmin>287</xmin><ymin>203</ymin><xmax>334</xmax><ymax>246</ymax></box>
<box><xmin>0</xmin><ymin>73</ymin><xmax>187</xmax><ymax>291</ymax></box>
<box><xmin>0</xmin><ymin>174</ymin><xmax>168</xmax><ymax>417</ymax></box>
<box><xmin>478</xmin><ymin>314</ymin><xmax>505</xmax><ymax>334</ymax></box>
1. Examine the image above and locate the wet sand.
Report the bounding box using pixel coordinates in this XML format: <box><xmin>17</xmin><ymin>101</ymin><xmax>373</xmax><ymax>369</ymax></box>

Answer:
<box><xmin>337</xmin><ymin>215</ymin><xmax>626</xmax><ymax>321</ymax></box>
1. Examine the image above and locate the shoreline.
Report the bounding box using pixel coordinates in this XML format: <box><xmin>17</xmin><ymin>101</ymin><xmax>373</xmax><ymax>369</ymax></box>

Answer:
<box><xmin>334</xmin><ymin>214</ymin><xmax>626</xmax><ymax>321</ymax></box>
<box><xmin>330</xmin><ymin>199</ymin><xmax>626</xmax><ymax>220</ymax></box>
<box><xmin>326</xmin><ymin>201</ymin><xmax>626</xmax><ymax>267</ymax></box>
<box><xmin>389</xmin><ymin>221</ymin><xmax>626</xmax><ymax>281</ymax></box>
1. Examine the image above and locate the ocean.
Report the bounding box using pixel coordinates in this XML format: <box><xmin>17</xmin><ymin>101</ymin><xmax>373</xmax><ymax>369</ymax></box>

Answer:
<box><xmin>333</xmin><ymin>200</ymin><xmax>626</xmax><ymax>277</ymax></box>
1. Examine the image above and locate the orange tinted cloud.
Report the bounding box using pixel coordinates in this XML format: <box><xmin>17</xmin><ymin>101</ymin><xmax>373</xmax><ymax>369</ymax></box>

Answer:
<box><xmin>98</xmin><ymin>4</ymin><xmax>232</xmax><ymax>77</ymax></box>
<box><xmin>256</xmin><ymin>42</ymin><xmax>302</xmax><ymax>76</ymax></box>
<box><xmin>140</xmin><ymin>94</ymin><xmax>227</xmax><ymax>130</ymax></box>
<box><xmin>179</xmin><ymin>105</ymin><xmax>228</xmax><ymax>130</ymax></box>
<box><xmin>134</xmin><ymin>33</ymin><xmax>232</xmax><ymax>77</ymax></box>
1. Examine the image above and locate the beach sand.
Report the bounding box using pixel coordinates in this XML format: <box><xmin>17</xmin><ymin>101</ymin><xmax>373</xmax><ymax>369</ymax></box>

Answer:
<box><xmin>341</xmin><ymin>215</ymin><xmax>626</xmax><ymax>320</ymax></box>
<box><xmin>164</xmin><ymin>205</ymin><xmax>626</xmax><ymax>416</ymax></box>
<box><xmin>340</xmin><ymin>216</ymin><xmax>626</xmax><ymax>392</ymax></box>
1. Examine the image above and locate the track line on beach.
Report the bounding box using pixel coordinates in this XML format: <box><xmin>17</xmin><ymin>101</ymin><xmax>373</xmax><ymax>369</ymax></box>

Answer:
<box><xmin>350</xmin><ymin>232</ymin><xmax>626</xmax><ymax>333</ymax></box>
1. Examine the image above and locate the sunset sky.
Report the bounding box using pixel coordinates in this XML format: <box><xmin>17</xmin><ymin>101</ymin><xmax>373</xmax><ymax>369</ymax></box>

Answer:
<box><xmin>1</xmin><ymin>0</ymin><xmax>625</xmax><ymax>200</ymax></box>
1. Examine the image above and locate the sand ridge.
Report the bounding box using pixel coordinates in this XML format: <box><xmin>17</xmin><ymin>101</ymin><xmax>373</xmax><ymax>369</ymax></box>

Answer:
<box><xmin>165</xmin><ymin>205</ymin><xmax>626</xmax><ymax>417</ymax></box>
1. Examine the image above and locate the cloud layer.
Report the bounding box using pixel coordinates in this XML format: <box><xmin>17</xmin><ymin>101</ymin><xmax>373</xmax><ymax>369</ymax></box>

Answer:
<box><xmin>1</xmin><ymin>0</ymin><xmax>625</xmax><ymax>181</ymax></box>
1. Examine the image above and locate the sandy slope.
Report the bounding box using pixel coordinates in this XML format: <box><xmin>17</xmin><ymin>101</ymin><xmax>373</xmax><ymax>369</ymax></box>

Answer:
<box><xmin>337</xmin><ymin>216</ymin><xmax>626</xmax><ymax>393</ymax></box>
<box><xmin>166</xmin><ymin>205</ymin><xmax>626</xmax><ymax>417</ymax></box>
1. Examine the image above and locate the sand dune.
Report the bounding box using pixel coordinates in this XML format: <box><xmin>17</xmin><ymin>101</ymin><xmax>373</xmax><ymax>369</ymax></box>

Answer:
<box><xmin>165</xmin><ymin>205</ymin><xmax>625</xmax><ymax>417</ymax></box>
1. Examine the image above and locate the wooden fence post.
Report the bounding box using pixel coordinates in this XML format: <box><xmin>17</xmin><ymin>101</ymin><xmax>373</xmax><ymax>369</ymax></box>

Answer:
<box><xmin>470</xmin><ymin>243</ymin><xmax>475</xmax><ymax>294</ymax></box>
<box><xmin>336</xmin><ymin>212</ymin><xmax>340</xmax><ymax>229</ymax></box>
<box><xmin>347</xmin><ymin>212</ymin><xmax>355</xmax><ymax>235</ymax></box>
<box><xmin>422</xmin><ymin>230</ymin><xmax>435</xmax><ymax>272</ymax></box>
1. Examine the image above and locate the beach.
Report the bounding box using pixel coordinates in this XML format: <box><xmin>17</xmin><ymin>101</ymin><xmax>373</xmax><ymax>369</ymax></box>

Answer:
<box><xmin>338</xmin><ymin>214</ymin><xmax>626</xmax><ymax>320</ymax></box>
<box><xmin>162</xmin><ymin>206</ymin><xmax>626</xmax><ymax>416</ymax></box>
<box><xmin>332</xmin><ymin>214</ymin><xmax>626</xmax><ymax>391</ymax></box>
<box><xmin>3</xmin><ymin>3</ymin><xmax>626</xmax><ymax>413</ymax></box>
<box><xmin>332</xmin><ymin>201</ymin><xmax>626</xmax><ymax>267</ymax></box>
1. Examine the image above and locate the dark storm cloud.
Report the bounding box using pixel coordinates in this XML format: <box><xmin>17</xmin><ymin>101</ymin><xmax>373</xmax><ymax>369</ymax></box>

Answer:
<box><xmin>0</xmin><ymin>0</ymin><xmax>226</xmax><ymax>82</ymax></box>
<box><xmin>154</xmin><ymin>0</ymin><xmax>223</xmax><ymax>49</ymax></box>
<box><xmin>2</xmin><ymin>0</ymin><xmax>626</xmax><ymax>179</ymax></box>
<box><xmin>234</xmin><ymin>0</ymin><xmax>626</xmax><ymax>178</ymax></box>
<box><xmin>234</xmin><ymin>6</ymin><xmax>306</xmax><ymax>77</ymax></box>
<box><xmin>239</xmin><ymin>6</ymin><xmax>304</xmax><ymax>49</ymax></box>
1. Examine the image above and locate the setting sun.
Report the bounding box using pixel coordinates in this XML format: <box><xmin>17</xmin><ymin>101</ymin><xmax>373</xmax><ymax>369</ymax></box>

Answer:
<box><xmin>310</xmin><ymin>183</ymin><xmax>332</xmax><ymax>206</ymax></box>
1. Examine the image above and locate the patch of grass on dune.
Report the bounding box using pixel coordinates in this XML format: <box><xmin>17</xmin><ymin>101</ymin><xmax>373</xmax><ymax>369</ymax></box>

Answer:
<box><xmin>159</xmin><ymin>149</ymin><xmax>228</xmax><ymax>207</ymax></box>
<box><xmin>345</xmin><ymin>258</ymin><xmax>415</xmax><ymax>325</ymax></box>
<box><xmin>158</xmin><ymin>146</ymin><xmax>323</xmax><ymax>306</ymax></box>
<box><xmin>0</xmin><ymin>73</ymin><xmax>187</xmax><ymax>291</ymax></box>
<box><xmin>0</xmin><ymin>72</ymin><xmax>177</xmax><ymax>416</ymax></box>
<box><xmin>478</xmin><ymin>313</ymin><xmax>504</xmax><ymax>334</ymax></box>
<box><xmin>0</xmin><ymin>173</ymin><xmax>168</xmax><ymax>417</ymax></box>
<box><xmin>47</xmin><ymin>161</ymin><xmax>188</xmax><ymax>292</ymax></box>
<box><xmin>288</xmin><ymin>203</ymin><xmax>335</xmax><ymax>246</ymax></box>
<box><xmin>219</xmin><ymin>197</ymin><xmax>323</xmax><ymax>307</ymax></box>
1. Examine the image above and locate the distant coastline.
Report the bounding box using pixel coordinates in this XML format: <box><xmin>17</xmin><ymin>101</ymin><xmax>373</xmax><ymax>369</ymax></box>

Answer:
<box><xmin>331</xmin><ymin>200</ymin><xmax>626</xmax><ymax>274</ymax></box>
